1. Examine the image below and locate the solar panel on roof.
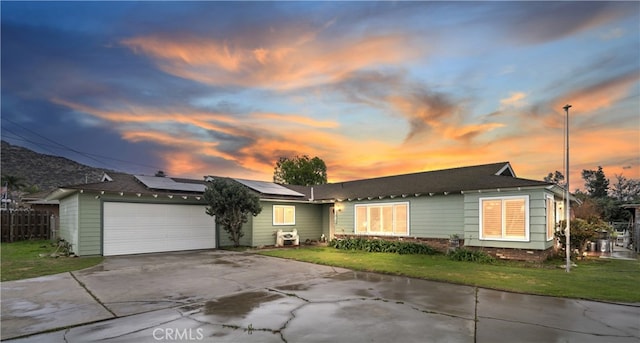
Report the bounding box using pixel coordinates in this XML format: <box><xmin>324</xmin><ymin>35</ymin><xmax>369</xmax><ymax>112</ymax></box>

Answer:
<box><xmin>134</xmin><ymin>175</ymin><xmax>206</xmax><ymax>192</ymax></box>
<box><xmin>233</xmin><ymin>179</ymin><xmax>305</xmax><ymax>197</ymax></box>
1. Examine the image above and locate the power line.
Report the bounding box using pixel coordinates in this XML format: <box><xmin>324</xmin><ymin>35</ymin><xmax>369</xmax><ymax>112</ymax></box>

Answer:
<box><xmin>2</xmin><ymin>129</ymin><xmax>63</xmax><ymax>157</ymax></box>
<box><xmin>3</xmin><ymin>117</ymin><xmax>116</xmax><ymax>169</ymax></box>
<box><xmin>1</xmin><ymin>118</ymin><xmax>164</xmax><ymax>173</ymax></box>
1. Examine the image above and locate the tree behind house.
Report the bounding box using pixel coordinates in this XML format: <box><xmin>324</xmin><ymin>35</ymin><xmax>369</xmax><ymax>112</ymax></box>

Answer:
<box><xmin>582</xmin><ymin>166</ymin><xmax>609</xmax><ymax>198</ymax></box>
<box><xmin>610</xmin><ymin>174</ymin><xmax>640</xmax><ymax>202</ymax></box>
<box><xmin>204</xmin><ymin>178</ymin><xmax>262</xmax><ymax>247</ymax></box>
<box><xmin>577</xmin><ymin>166</ymin><xmax>636</xmax><ymax>222</ymax></box>
<box><xmin>543</xmin><ymin>170</ymin><xmax>565</xmax><ymax>187</ymax></box>
<box><xmin>273</xmin><ymin>155</ymin><xmax>327</xmax><ymax>186</ymax></box>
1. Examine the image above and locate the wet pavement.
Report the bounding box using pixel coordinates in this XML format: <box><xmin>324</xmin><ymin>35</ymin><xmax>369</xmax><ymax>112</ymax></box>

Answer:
<box><xmin>2</xmin><ymin>250</ymin><xmax>639</xmax><ymax>342</ymax></box>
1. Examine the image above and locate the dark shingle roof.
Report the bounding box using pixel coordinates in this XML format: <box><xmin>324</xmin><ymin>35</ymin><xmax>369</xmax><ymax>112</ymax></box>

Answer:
<box><xmin>308</xmin><ymin>162</ymin><xmax>551</xmax><ymax>200</ymax></box>
<box><xmin>57</xmin><ymin>172</ymin><xmax>208</xmax><ymax>196</ymax></box>
<box><xmin>52</xmin><ymin>172</ymin><xmax>310</xmax><ymax>201</ymax></box>
<box><xmin>49</xmin><ymin>162</ymin><xmax>552</xmax><ymax>202</ymax></box>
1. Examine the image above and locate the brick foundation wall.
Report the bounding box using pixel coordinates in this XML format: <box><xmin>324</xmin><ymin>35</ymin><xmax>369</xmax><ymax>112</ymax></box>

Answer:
<box><xmin>333</xmin><ymin>234</ymin><xmax>554</xmax><ymax>262</ymax></box>
<box><xmin>464</xmin><ymin>246</ymin><xmax>555</xmax><ymax>262</ymax></box>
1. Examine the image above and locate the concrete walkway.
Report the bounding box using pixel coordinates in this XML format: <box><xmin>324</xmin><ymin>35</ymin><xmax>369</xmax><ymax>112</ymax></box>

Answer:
<box><xmin>2</xmin><ymin>250</ymin><xmax>639</xmax><ymax>342</ymax></box>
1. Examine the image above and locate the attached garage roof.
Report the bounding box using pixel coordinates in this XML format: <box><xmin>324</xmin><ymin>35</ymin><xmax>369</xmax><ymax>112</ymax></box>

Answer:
<box><xmin>47</xmin><ymin>172</ymin><xmax>208</xmax><ymax>200</ymax></box>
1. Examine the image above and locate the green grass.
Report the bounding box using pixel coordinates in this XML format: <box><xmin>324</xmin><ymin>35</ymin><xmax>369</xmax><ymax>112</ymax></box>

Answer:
<box><xmin>1</xmin><ymin>240</ymin><xmax>103</xmax><ymax>281</ymax></box>
<box><xmin>259</xmin><ymin>247</ymin><xmax>640</xmax><ymax>303</ymax></box>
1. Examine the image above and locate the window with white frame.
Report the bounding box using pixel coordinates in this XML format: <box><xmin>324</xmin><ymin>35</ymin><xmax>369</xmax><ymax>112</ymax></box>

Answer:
<box><xmin>273</xmin><ymin>205</ymin><xmax>295</xmax><ymax>225</ymax></box>
<box><xmin>355</xmin><ymin>202</ymin><xmax>409</xmax><ymax>235</ymax></box>
<box><xmin>546</xmin><ymin>195</ymin><xmax>555</xmax><ymax>241</ymax></box>
<box><xmin>479</xmin><ymin>196</ymin><xmax>529</xmax><ymax>241</ymax></box>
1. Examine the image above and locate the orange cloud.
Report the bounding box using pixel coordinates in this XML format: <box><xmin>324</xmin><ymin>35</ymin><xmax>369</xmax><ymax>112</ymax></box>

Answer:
<box><xmin>553</xmin><ymin>71</ymin><xmax>640</xmax><ymax>114</ymax></box>
<box><xmin>163</xmin><ymin>151</ymin><xmax>212</xmax><ymax>177</ymax></box>
<box><xmin>251</xmin><ymin>112</ymin><xmax>339</xmax><ymax>128</ymax></box>
<box><xmin>121</xmin><ymin>32</ymin><xmax>418</xmax><ymax>90</ymax></box>
<box><xmin>123</xmin><ymin>36</ymin><xmax>244</xmax><ymax>71</ymax></box>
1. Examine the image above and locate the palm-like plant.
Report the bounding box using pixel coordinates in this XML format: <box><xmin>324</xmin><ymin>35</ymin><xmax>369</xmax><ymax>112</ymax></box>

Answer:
<box><xmin>1</xmin><ymin>174</ymin><xmax>26</xmax><ymax>203</ymax></box>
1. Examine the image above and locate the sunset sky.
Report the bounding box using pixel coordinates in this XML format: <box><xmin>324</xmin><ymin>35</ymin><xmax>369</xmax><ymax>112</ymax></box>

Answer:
<box><xmin>2</xmin><ymin>2</ymin><xmax>639</xmax><ymax>191</ymax></box>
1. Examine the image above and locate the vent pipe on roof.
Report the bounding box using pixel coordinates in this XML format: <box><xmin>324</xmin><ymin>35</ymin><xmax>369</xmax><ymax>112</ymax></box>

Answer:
<box><xmin>310</xmin><ymin>187</ymin><xmax>314</xmax><ymax>201</ymax></box>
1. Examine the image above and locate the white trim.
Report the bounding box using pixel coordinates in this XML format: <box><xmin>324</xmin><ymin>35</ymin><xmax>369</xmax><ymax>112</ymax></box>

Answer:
<box><xmin>101</xmin><ymin>173</ymin><xmax>113</xmax><ymax>182</ymax></box>
<box><xmin>495</xmin><ymin>163</ymin><xmax>515</xmax><ymax>177</ymax></box>
<box><xmin>273</xmin><ymin>205</ymin><xmax>295</xmax><ymax>226</ymax></box>
<box><xmin>464</xmin><ymin>185</ymin><xmax>548</xmax><ymax>194</ymax></box>
<box><xmin>479</xmin><ymin>195</ymin><xmax>529</xmax><ymax>242</ymax></box>
<box><xmin>546</xmin><ymin>194</ymin><xmax>556</xmax><ymax>241</ymax></box>
<box><xmin>354</xmin><ymin>201</ymin><xmax>410</xmax><ymax>236</ymax></box>
<box><xmin>260</xmin><ymin>198</ymin><xmax>312</xmax><ymax>204</ymax></box>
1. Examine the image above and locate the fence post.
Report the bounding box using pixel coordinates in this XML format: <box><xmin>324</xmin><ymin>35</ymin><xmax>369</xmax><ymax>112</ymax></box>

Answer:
<box><xmin>50</xmin><ymin>214</ymin><xmax>57</xmax><ymax>242</ymax></box>
<box><xmin>9</xmin><ymin>211</ymin><xmax>14</xmax><ymax>242</ymax></box>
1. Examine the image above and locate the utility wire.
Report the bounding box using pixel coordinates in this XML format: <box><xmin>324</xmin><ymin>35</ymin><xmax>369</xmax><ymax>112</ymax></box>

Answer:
<box><xmin>1</xmin><ymin>118</ymin><xmax>164</xmax><ymax>173</ymax></box>
<box><xmin>2</xmin><ymin>128</ymin><xmax>63</xmax><ymax>157</ymax></box>
<box><xmin>3</xmin><ymin>132</ymin><xmax>163</xmax><ymax>172</ymax></box>
<box><xmin>3</xmin><ymin>117</ymin><xmax>115</xmax><ymax>169</ymax></box>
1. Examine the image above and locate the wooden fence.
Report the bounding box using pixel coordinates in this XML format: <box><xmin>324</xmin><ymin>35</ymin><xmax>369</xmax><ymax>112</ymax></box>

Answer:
<box><xmin>1</xmin><ymin>210</ymin><xmax>55</xmax><ymax>242</ymax></box>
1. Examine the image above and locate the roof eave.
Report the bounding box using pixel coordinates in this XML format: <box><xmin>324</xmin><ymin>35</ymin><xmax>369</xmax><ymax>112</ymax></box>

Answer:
<box><xmin>46</xmin><ymin>188</ymin><xmax>78</xmax><ymax>201</ymax></box>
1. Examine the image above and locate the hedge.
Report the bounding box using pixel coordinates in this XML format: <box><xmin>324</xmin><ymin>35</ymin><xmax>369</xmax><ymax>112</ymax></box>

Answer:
<box><xmin>329</xmin><ymin>237</ymin><xmax>439</xmax><ymax>255</ymax></box>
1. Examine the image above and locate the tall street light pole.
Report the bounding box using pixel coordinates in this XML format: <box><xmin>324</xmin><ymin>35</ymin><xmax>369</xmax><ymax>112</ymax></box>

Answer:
<box><xmin>564</xmin><ymin>104</ymin><xmax>572</xmax><ymax>273</ymax></box>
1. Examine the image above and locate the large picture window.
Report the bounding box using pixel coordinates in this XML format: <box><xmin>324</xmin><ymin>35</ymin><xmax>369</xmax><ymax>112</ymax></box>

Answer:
<box><xmin>355</xmin><ymin>202</ymin><xmax>409</xmax><ymax>235</ymax></box>
<box><xmin>479</xmin><ymin>196</ymin><xmax>529</xmax><ymax>241</ymax></box>
<box><xmin>273</xmin><ymin>205</ymin><xmax>295</xmax><ymax>225</ymax></box>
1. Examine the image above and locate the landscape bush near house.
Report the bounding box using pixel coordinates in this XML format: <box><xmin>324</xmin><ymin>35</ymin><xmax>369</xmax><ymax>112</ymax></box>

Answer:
<box><xmin>448</xmin><ymin>248</ymin><xmax>496</xmax><ymax>264</ymax></box>
<box><xmin>555</xmin><ymin>218</ymin><xmax>611</xmax><ymax>257</ymax></box>
<box><xmin>329</xmin><ymin>237</ymin><xmax>438</xmax><ymax>255</ymax></box>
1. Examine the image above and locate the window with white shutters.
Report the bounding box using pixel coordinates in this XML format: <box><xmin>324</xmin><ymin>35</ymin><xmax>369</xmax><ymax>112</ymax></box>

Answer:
<box><xmin>480</xmin><ymin>196</ymin><xmax>529</xmax><ymax>241</ymax></box>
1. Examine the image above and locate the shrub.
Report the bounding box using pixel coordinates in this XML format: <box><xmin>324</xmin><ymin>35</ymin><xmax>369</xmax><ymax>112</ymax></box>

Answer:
<box><xmin>555</xmin><ymin>218</ymin><xmax>610</xmax><ymax>256</ymax></box>
<box><xmin>448</xmin><ymin>248</ymin><xmax>495</xmax><ymax>263</ymax></box>
<box><xmin>329</xmin><ymin>238</ymin><xmax>438</xmax><ymax>255</ymax></box>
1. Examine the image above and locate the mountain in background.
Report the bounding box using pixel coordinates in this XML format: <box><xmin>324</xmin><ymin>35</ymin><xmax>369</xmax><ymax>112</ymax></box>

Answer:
<box><xmin>1</xmin><ymin>140</ymin><xmax>114</xmax><ymax>193</ymax></box>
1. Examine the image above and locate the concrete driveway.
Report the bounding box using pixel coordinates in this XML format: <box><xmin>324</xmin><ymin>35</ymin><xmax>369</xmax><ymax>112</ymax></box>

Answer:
<box><xmin>2</xmin><ymin>250</ymin><xmax>639</xmax><ymax>342</ymax></box>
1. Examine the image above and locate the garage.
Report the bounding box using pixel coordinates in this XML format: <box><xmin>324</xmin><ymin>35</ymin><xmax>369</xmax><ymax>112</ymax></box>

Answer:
<box><xmin>103</xmin><ymin>202</ymin><xmax>215</xmax><ymax>256</ymax></box>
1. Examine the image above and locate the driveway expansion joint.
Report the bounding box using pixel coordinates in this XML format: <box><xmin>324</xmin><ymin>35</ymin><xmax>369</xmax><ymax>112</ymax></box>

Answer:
<box><xmin>69</xmin><ymin>271</ymin><xmax>117</xmax><ymax>318</ymax></box>
<box><xmin>479</xmin><ymin>315</ymin><xmax>638</xmax><ymax>339</ymax></box>
<box><xmin>578</xmin><ymin>301</ymin><xmax>640</xmax><ymax>338</ymax></box>
<box><xmin>474</xmin><ymin>286</ymin><xmax>479</xmax><ymax>343</ymax></box>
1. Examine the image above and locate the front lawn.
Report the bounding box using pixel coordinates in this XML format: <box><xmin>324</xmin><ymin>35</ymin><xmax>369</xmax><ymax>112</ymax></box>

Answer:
<box><xmin>259</xmin><ymin>247</ymin><xmax>640</xmax><ymax>303</ymax></box>
<box><xmin>1</xmin><ymin>240</ymin><xmax>103</xmax><ymax>281</ymax></box>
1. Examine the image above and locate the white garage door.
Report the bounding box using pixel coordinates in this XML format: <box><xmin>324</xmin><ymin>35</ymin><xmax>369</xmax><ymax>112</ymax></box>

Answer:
<box><xmin>103</xmin><ymin>202</ymin><xmax>215</xmax><ymax>256</ymax></box>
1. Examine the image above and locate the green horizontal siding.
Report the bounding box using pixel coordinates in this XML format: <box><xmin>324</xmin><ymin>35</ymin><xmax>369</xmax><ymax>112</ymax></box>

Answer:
<box><xmin>410</xmin><ymin>195</ymin><xmax>464</xmax><ymax>238</ymax></box>
<box><xmin>78</xmin><ymin>193</ymin><xmax>101</xmax><ymax>256</ymax></box>
<box><xmin>251</xmin><ymin>201</ymin><xmax>323</xmax><ymax>247</ymax></box>
<box><xmin>333</xmin><ymin>195</ymin><xmax>465</xmax><ymax>238</ymax></box>
<box><xmin>218</xmin><ymin>218</ymin><xmax>253</xmax><ymax>247</ymax></box>
<box><xmin>59</xmin><ymin>193</ymin><xmax>79</xmax><ymax>253</ymax></box>
<box><xmin>321</xmin><ymin>204</ymin><xmax>331</xmax><ymax>238</ymax></box>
